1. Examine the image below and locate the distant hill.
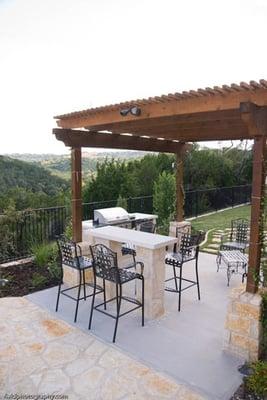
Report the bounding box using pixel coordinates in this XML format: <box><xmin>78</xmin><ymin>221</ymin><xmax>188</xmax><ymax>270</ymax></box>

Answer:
<box><xmin>6</xmin><ymin>151</ymin><xmax>149</xmax><ymax>180</ymax></box>
<box><xmin>0</xmin><ymin>155</ymin><xmax>69</xmax><ymax>196</ymax></box>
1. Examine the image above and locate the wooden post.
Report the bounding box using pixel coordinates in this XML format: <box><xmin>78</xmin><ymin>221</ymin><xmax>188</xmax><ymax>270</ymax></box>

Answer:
<box><xmin>246</xmin><ymin>136</ymin><xmax>266</xmax><ymax>293</ymax></box>
<box><xmin>71</xmin><ymin>147</ymin><xmax>82</xmax><ymax>242</ymax></box>
<box><xmin>240</xmin><ymin>103</ymin><xmax>267</xmax><ymax>293</ymax></box>
<box><xmin>176</xmin><ymin>151</ymin><xmax>185</xmax><ymax>222</ymax></box>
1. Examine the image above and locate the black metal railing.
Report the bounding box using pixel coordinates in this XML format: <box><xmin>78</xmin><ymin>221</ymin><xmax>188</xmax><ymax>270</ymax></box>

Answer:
<box><xmin>184</xmin><ymin>184</ymin><xmax>251</xmax><ymax>218</ymax></box>
<box><xmin>0</xmin><ymin>206</ymin><xmax>67</xmax><ymax>263</ymax></box>
<box><xmin>0</xmin><ymin>185</ymin><xmax>251</xmax><ymax>263</ymax></box>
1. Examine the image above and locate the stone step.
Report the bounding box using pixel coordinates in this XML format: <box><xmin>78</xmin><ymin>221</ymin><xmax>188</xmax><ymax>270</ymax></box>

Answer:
<box><xmin>201</xmin><ymin>248</ymin><xmax>218</xmax><ymax>254</ymax></box>
<box><xmin>212</xmin><ymin>238</ymin><xmax>221</xmax><ymax>243</ymax></box>
<box><xmin>207</xmin><ymin>244</ymin><xmax>220</xmax><ymax>250</ymax></box>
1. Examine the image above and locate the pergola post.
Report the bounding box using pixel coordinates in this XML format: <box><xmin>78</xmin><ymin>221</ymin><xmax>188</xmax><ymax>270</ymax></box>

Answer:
<box><xmin>240</xmin><ymin>103</ymin><xmax>267</xmax><ymax>293</ymax></box>
<box><xmin>169</xmin><ymin>145</ymin><xmax>190</xmax><ymax>240</ymax></box>
<box><xmin>175</xmin><ymin>151</ymin><xmax>185</xmax><ymax>222</ymax></box>
<box><xmin>247</xmin><ymin>136</ymin><xmax>266</xmax><ymax>293</ymax></box>
<box><xmin>71</xmin><ymin>147</ymin><xmax>82</xmax><ymax>242</ymax></box>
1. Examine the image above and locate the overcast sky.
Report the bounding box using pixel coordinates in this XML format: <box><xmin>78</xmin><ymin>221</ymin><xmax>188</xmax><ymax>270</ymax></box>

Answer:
<box><xmin>1</xmin><ymin>0</ymin><xmax>266</xmax><ymax>154</ymax></box>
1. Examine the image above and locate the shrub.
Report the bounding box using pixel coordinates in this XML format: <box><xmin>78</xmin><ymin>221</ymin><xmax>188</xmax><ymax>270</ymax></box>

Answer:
<box><xmin>64</xmin><ymin>218</ymin><xmax>72</xmax><ymax>240</ymax></box>
<box><xmin>31</xmin><ymin>242</ymin><xmax>54</xmax><ymax>268</ymax></box>
<box><xmin>31</xmin><ymin>242</ymin><xmax>61</xmax><ymax>280</ymax></box>
<box><xmin>153</xmin><ymin>171</ymin><xmax>176</xmax><ymax>226</ymax></box>
<box><xmin>245</xmin><ymin>361</ymin><xmax>267</xmax><ymax>398</ymax></box>
<box><xmin>30</xmin><ymin>272</ymin><xmax>48</xmax><ymax>288</ymax></box>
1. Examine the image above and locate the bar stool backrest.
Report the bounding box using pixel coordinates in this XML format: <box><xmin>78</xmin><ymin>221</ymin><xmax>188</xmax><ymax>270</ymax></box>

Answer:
<box><xmin>57</xmin><ymin>235</ymin><xmax>80</xmax><ymax>269</ymax></box>
<box><xmin>90</xmin><ymin>244</ymin><xmax>120</xmax><ymax>283</ymax></box>
<box><xmin>137</xmin><ymin>220</ymin><xmax>156</xmax><ymax>233</ymax></box>
<box><xmin>230</xmin><ymin>218</ymin><xmax>249</xmax><ymax>243</ymax></box>
<box><xmin>180</xmin><ymin>233</ymin><xmax>201</xmax><ymax>258</ymax></box>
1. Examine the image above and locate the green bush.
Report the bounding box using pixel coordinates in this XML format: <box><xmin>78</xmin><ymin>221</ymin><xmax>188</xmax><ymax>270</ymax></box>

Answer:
<box><xmin>31</xmin><ymin>242</ymin><xmax>61</xmax><ymax>280</ymax></box>
<box><xmin>30</xmin><ymin>272</ymin><xmax>48</xmax><ymax>288</ymax></box>
<box><xmin>245</xmin><ymin>361</ymin><xmax>267</xmax><ymax>397</ymax></box>
<box><xmin>31</xmin><ymin>242</ymin><xmax>54</xmax><ymax>268</ymax></box>
<box><xmin>153</xmin><ymin>171</ymin><xmax>176</xmax><ymax>226</ymax></box>
<box><xmin>64</xmin><ymin>218</ymin><xmax>72</xmax><ymax>240</ymax></box>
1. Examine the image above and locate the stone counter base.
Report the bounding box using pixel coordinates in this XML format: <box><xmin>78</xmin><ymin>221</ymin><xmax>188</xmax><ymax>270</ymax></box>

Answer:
<box><xmin>224</xmin><ymin>284</ymin><xmax>262</xmax><ymax>361</ymax></box>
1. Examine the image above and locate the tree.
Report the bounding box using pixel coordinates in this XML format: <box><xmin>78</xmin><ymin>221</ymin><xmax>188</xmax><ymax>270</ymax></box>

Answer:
<box><xmin>153</xmin><ymin>171</ymin><xmax>176</xmax><ymax>227</ymax></box>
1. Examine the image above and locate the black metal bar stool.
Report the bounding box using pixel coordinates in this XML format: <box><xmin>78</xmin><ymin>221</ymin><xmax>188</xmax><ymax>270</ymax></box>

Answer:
<box><xmin>56</xmin><ymin>235</ymin><xmax>104</xmax><ymax>322</ymax></box>
<box><xmin>220</xmin><ymin>218</ymin><xmax>249</xmax><ymax>252</ymax></box>
<box><xmin>88</xmin><ymin>243</ymin><xmax>145</xmax><ymax>343</ymax></box>
<box><xmin>121</xmin><ymin>219</ymin><xmax>156</xmax><ymax>263</ymax></box>
<box><xmin>165</xmin><ymin>233</ymin><xmax>201</xmax><ymax>311</ymax></box>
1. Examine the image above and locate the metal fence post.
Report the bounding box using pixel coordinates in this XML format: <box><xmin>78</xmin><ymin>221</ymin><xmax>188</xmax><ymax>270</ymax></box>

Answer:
<box><xmin>128</xmin><ymin>197</ymin><xmax>132</xmax><ymax>212</ymax></box>
<box><xmin>195</xmin><ymin>190</ymin><xmax>198</xmax><ymax>217</ymax></box>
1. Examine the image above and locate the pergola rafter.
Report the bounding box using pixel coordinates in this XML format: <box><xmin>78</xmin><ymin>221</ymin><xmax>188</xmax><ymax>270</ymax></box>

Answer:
<box><xmin>53</xmin><ymin>79</ymin><xmax>267</xmax><ymax>294</ymax></box>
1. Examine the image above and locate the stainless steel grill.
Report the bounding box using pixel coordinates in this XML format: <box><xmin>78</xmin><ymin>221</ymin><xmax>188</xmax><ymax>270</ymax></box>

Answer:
<box><xmin>94</xmin><ymin>207</ymin><xmax>130</xmax><ymax>225</ymax></box>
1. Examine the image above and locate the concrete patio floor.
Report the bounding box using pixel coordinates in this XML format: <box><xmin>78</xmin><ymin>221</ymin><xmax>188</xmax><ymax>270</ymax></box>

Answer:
<box><xmin>0</xmin><ymin>297</ymin><xmax>205</xmax><ymax>400</ymax></box>
<box><xmin>24</xmin><ymin>252</ymin><xmax>244</xmax><ymax>400</ymax></box>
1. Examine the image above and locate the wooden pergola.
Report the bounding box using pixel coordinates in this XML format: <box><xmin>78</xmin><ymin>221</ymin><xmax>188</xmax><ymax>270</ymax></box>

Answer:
<box><xmin>53</xmin><ymin>79</ymin><xmax>267</xmax><ymax>294</ymax></box>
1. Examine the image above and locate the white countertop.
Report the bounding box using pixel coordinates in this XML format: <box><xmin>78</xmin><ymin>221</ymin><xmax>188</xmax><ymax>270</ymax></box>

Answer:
<box><xmin>90</xmin><ymin>226</ymin><xmax>176</xmax><ymax>250</ymax></box>
<box><xmin>128</xmin><ymin>212</ymin><xmax>158</xmax><ymax>220</ymax></box>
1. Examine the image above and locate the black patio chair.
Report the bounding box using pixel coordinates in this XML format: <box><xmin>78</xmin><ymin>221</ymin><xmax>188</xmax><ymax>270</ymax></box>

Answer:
<box><xmin>174</xmin><ymin>226</ymin><xmax>205</xmax><ymax>252</ymax></box>
<box><xmin>220</xmin><ymin>218</ymin><xmax>249</xmax><ymax>252</ymax></box>
<box><xmin>121</xmin><ymin>220</ymin><xmax>156</xmax><ymax>263</ymax></box>
<box><xmin>137</xmin><ymin>220</ymin><xmax>156</xmax><ymax>233</ymax></box>
<box><xmin>88</xmin><ymin>243</ymin><xmax>145</xmax><ymax>343</ymax></box>
<box><xmin>56</xmin><ymin>235</ymin><xmax>104</xmax><ymax>322</ymax></box>
<box><xmin>165</xmin><ymin>232</ymin><xmax>201</xmax><ymax>311</ymax></box>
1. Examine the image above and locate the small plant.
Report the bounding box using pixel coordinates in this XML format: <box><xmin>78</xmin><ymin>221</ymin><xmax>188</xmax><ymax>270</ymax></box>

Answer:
<box><xmin>261</xmin><ymin>290</ymin><xmax>267</xmax><ymax>359</ymax></box>
<box><xmin>30</xmin><ymin>272</ymin><xmax>48</xmax><ymax>288</ymax></box>
<box><xmin>31</xmin><ymin>242</ymin><xmax>53</xmax><ymax>268</ymax></box>
<box><xmin>64</xmin><ymin>218</ymin><xmax>72</xmax><ymax>240</ymax></box>
<box><xmin>31</xmin><ymin>242</ymin><xmax>61</xmax><ymax>280</ymax></box>
<box><xmin>245</xmin><ymin>361</ymin><xmax>267</xmax><ymax>398</ymax></box>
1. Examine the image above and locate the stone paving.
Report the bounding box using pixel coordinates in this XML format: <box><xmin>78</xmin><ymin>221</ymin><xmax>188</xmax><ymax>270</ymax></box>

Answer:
<box><xmin>202</xmin><ymin>229</ymin><xmax>267</xmax><ymax>255</ymax></box>
<box><xmin>0</xmin><ymin>297</ymin><xmax>205</xmax><ymax>400</ymax></box>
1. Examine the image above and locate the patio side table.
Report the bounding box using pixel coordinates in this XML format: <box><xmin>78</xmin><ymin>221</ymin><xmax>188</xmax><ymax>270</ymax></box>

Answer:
<box><xmin>216</xmin><ymin>250</ymin><xmax>248</xmax><ymax>286</ymax></box>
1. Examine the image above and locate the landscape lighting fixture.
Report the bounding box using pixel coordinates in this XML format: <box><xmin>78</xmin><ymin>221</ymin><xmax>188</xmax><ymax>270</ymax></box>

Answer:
<box><xmin>120</xmin><ymin>105</ymin><xmax>141</xmax><ymax>117</ymax></box>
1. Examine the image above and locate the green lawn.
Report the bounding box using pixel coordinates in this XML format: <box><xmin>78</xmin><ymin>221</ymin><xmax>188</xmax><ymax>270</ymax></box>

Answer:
<box><xmin>191</xmin><ymin>205</ymin><xmax>251</xmax><ymax>232</ymax></box>
<box><xmin>190</xmin><ymin>205</ymin><xmax>251</xmax><ymax>252</ymax></box>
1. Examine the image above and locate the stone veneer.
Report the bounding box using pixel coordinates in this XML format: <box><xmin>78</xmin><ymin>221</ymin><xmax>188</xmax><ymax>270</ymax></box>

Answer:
<box><xmin>224</xmin><ymin>284</ymin><xmax>263</xmax><ymax>361</ymax></box>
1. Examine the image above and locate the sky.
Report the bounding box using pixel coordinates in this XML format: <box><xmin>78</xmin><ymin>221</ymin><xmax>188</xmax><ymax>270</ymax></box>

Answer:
<box><xmin>1</xmin><ymin>0</ymin><xmax>267</xmax><ymax>154</ymax></box>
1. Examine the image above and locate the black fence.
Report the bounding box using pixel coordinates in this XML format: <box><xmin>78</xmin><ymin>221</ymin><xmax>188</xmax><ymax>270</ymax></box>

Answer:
<box><xmin>184</xmin><ymin>184</ymin><xmax>252</xmax><ymax>218</ymax></box>
<box><xmin>0</xmin><ymin>185</ymin><xmax>251</xmax><ymax>263</ymax></box>
<box><xmin>0</xmin><ymin>206</ymin><xmax>67</xmax><ymax>263</ymax></box>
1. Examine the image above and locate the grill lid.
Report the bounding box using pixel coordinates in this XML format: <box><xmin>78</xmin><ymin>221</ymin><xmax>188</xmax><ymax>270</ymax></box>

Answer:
<box><xmin>94</xmin><ymin>207</ymin><xmax>129</xmax><ymax>224</ymax></box>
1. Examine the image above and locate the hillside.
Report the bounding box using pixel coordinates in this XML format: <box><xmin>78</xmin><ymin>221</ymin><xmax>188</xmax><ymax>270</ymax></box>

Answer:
<box><xmin>0</xmin><ymin>156</ymin><xmax>70</xmax><ymax>211</ymax></box>
<box><xmin>7</xmin><ymin>151</ymin><xmax>149</xmax><ymax>180</ymax></box>
<box><xmin>0</xmin><ymin>156</ymin><xmax>69</xmax><ymax>195</ymax></box>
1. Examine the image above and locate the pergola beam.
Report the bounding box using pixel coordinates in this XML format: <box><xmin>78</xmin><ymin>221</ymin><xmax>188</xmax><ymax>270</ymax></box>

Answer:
<box><xmin>53</xmin><ymin>128</ymin><xmax>190</xmax><ymax>154</ymax></box>
<box><xmin>108</xmin><ymin>126</ymin><xmax>249</xmax><ymax>142</ymax></box>
<box><xmin>85</xmin><ymin>109</ymin><xmax>242</xmax><ymax>131</ymax></box>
